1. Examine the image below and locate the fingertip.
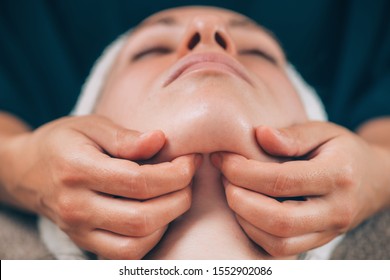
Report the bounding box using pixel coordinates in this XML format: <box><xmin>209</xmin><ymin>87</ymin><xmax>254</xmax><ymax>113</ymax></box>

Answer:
<box><xmin>211</xmin><ymin>152</ymin><xmax>247</xmax><ymax>170</ymax></box>
<box><xmin>139</xmin><ymin>130</ymin><xmax>166</xmax><ymax>145</ymax></box>
<box><xmin>256</xmin><ymin>126</ymin><xmax>283</xmax><ymax>142</ymax></box>
<box><xmin>194</xmin><ymin>154</ymin><xmax>203</xmax><ymax>169</ymax></box>
<box><xmin>221</xmin><ymin>176</ymin><xmax>229</xmax><ymax>188</ymax></box>
<box><xmin>255</xmin><ymin>126</ymin><xmax>292</xmax><ymax>156</ymax></box>
<box><xmin>182</xmin><ymin>185</ymin><xmax>193</xmax><ymax>210</ymax></box>
<box><xmin>255</xmin><ymin>125</ymin><xmax>269</xmax><ymax>136</ymax></box>
<box><xmin>134</xmin><ymin>130</ymin><xmax>166</xmax><ymax>159</ymax></box>
<box><xmin>175</xmin><ymin>153</ymin><xmax>203</xmax><ymax>171</ymax></box>
<box><xmin>210</xmin><ymin>152</ymin><xmax>222</xmax><ymax>168</ymax></box>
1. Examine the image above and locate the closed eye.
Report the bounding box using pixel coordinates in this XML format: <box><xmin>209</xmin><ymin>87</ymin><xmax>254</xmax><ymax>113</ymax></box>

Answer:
<box><xmin>132</xmin><ymin>46</ymin><xmax>172</xmax><ymax>61</ymax></box>
<box><xmin>239</xmin><ymin>49</ymin><xmax>277</xmax><ymax>65</ymax></box>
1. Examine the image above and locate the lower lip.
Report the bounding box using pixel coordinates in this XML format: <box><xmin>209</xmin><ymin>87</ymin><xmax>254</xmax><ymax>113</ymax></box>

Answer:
<box><xmin>180</xmin><ymin>62</ymin><xmax>242</xmax><ymax>79</ymax></box>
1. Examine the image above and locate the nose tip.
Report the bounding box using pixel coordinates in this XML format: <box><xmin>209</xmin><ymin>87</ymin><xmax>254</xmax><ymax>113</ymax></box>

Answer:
<box><xmin>186</xmin><ymin>31</ymin><xmax>229</xmax><ymax>51</ymax></box>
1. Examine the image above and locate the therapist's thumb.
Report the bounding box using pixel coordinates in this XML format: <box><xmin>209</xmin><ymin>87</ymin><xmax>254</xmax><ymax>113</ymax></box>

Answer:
<box><xmin>75</xmin><ymin>116</ymin><xmax>166</xmax><ymax>160</ymax></box>
<box><xmin>116</xmin><ymin>130</ymin><xmax>166</xmax><ymax>160</ymax></box>
<box><xmin>255</xmin><ymin>121</ymin><xmax>344</xmax><ymax>158</ymax></box>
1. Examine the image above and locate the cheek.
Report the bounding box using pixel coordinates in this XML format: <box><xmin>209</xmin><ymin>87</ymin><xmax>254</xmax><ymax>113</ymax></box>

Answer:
<box><xmin>272</xmin><ymin>77</ymin><xmax>308</xmax><ymax>122</ymax></box>
<box><xmin>96</xmin><ymin>63</ymin><xmax>168</xmax><ymax>127</ymax></box>
<box><xmin>249</xmin><ymin>64</ymin><xmax>308</xmax><ymax>123</ymax></box>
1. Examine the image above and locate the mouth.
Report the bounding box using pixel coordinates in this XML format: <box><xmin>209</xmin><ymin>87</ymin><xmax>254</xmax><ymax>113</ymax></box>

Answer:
<box><xmin>163</xmin><ymin>52</ymin><xmax>253</xmax><ymax>87</ymax></box>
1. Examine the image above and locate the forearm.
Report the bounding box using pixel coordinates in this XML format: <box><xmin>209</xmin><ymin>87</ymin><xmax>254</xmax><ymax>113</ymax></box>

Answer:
<box><xmin>0</xmin><ymin>112</ymin><xmax>31</xmax><ymax>139</ymax></box>
<box><xmin>357</xmin><ymin>117</ymin><xmax>390</xmax><ymax>148</ymax></box>
<box><xmin>357</xmin><ymin>117</ymin><xmax>390</xmax><ymax>209</ymax></box>
<box><xmin>0</xmin><ymin>112</ymin><xmax>32</xmax><ymax>210</ymax></box>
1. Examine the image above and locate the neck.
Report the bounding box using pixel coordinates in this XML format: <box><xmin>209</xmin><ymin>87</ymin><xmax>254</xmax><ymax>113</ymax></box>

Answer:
<box><xmin>192</xmin><ymin>156</ymin><xmax>228</xmax><ymax>212</ymax></box>
<box><xmin>145</xmin><ymin>156</ymin><xmax>268</xmax><ymax>259</ymax></box>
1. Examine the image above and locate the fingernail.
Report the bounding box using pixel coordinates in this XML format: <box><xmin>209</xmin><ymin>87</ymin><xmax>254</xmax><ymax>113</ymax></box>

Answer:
<box><xmin>139</xmin><ymin>130</ymin><xmax>153</xmax><ymax>140</ymax></box>
<box><xmin>269</xmin><ymin>127</ymin><xmax>283</xmax><ymax>137</ymax></box>
<box><xmin>210</xmin><ymin>152</ymin><xmax>222</xmax><ymax>168</ymax></box>
<box><xmin>269</xmin><ymin>127</ymin><xmax>292</xmax><ymax>145</ymax></box>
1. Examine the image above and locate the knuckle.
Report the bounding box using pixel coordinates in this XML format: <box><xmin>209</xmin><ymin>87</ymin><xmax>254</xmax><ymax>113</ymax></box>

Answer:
<box><xmin>272</xmin><ymin>171</ymin><xmax>292</xmax><ymax>196</ymax></box>
<box><xmin>128</xmin><ymin>206</ymin><xmax>151</xmax><ymax>236</ymax></box>
<box><xmin>269</xmin><ymin>214</ymin><xmax>294</xmax><ymax>237</ymax></box>
<box><xmin>116</xmin><ymin>240</ymin><xmax>144</xmax><ymax>260</ymax></box>
<box><xmin>56</xmin><ymin>195</ymin><xmax>83</xmax><ymax>226</ymax></box>
<box><xmin>335</xmin><ymin>164</ymin><xmax>355</xmax><ymax>189</ymax></box>
<box><xmin>266</xmin><ymin>238</ymin><xmax>291</xmax><ymax>257</ymax></box>
<box><xmin>55</xmin><ymin>154</ymin><xmax>86</xmax><ymax>187</ymax></box>
<box><xmin>114</xmin><ymin>128</ymin><xmax>131</xmax><ymax>158</ymax></box>
<box><xmin>333</xmin><ymin>205</ymin><xmax>354</xmax><ymax>231</ymax></box>
<box><xmin>128</xmin><ymin>169</ymin><xmax>149</xmax><ymax>199</ymax></box>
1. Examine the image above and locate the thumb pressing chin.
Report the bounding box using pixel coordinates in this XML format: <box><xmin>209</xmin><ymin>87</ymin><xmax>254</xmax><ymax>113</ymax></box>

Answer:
<box><xmin>125</xmin><ymin>130</ymin><xmax>166</xmax><ymax>161</ymax></box>
<box><xmin>255</xmin><ymin>125</ymin><xmax>297</xmax><ymax>157</ymax></box>
<box><xmin>255</xmin><ymin>121</ymin><xmax>341</xmax><ymax>158</ymax></box>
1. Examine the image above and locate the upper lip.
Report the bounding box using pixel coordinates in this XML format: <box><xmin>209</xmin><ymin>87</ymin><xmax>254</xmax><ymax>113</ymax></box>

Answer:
<box><xmin>163</xmin><ymin>52</ymin><xmax>253</xmax><ymax>87</ymax></box>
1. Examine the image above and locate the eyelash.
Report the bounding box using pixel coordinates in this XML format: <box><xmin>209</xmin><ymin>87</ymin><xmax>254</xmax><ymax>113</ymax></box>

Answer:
<box><xmin>132</xmin><ymin>46</ymin><xmax>172</xmax><ymax>61</ymax></box>
<box><xmin>239</xmin><ymin>49</ymin><xmax>277</xmax><ymax>65</ymax></box>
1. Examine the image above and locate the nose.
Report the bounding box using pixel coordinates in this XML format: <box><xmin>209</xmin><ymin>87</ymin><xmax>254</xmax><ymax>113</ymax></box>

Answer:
<box><xmin>178</xmin><ymin>15</ymin><xmax>236</xmax><ymax>55</ymax></box>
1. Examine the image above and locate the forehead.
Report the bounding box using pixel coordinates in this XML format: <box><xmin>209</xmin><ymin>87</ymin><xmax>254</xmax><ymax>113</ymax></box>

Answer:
<box><xmin>137</xmin><ymin>6</ymin><xmax>258</xmax><ymax>30</ymax></box>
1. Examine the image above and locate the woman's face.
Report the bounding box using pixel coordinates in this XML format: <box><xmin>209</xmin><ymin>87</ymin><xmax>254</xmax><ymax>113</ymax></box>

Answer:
<box><xmin>96</xmin><ymin>6</ymin><xmax>307</xmax><ymax>161</ymax></box>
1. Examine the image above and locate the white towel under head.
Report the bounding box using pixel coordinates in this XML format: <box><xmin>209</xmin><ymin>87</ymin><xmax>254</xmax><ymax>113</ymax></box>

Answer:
<box><xmin>40</xmin><ymin>31</ymin><xmax>342</xmax><ymax>260</ymax></box>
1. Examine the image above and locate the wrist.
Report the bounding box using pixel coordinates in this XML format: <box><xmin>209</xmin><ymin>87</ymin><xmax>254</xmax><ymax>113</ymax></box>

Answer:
<box><xmin>370</xmin><ymin>144</ymin><xmax>390</xmax><ymax>210</ymax></box>
<box><xmin>0</xmin><ymin>132</ymin><xmax>35</xmax><ymax>211</ymax></box>
<box><xmin>357</xmin><ymin>118</ymin><xmax>390</xmax><ymax>209</ymax></box>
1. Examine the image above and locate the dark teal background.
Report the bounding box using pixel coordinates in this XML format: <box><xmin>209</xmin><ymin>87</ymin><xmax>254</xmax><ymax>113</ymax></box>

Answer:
<box><xmin>1</xmin><ymin>0</ymin><xmax>389</xmax><ymax>130</ymax></box>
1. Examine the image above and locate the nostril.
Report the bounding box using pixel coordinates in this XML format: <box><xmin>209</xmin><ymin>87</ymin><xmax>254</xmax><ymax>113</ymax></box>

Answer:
<box><xmin>188</xmin><ymin>33</ymin><xmax>201</xmax><ymax>50</ymax></box>
<box><xmin>215</xmin><ymin>32</ymin><xmax>227</xmax><ymax>49</ymax></box>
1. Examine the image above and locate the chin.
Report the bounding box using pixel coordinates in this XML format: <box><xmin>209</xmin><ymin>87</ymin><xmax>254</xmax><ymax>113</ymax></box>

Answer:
<box><xmin>148</xmin><ymin>93</ymin><xmax>266</xmax><ymax>162</ymax></box>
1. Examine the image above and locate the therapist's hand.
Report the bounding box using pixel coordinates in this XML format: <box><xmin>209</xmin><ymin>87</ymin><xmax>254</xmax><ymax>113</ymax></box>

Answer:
<box><xmin>0</xmin><ymin>115</ymin><xmax>200</xmax><ymax>259</ymax></box>
<box><xmin>211</xmin><ymin>121</ymin><xmax>390</xmax><ymax>257</ymax></box>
